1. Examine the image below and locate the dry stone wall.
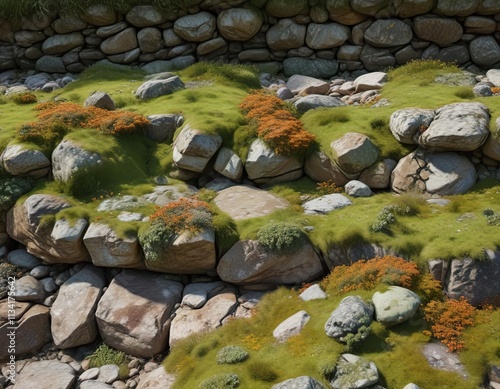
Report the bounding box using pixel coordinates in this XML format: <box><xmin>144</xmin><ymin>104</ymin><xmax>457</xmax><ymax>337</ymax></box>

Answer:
<box><xmin>0</xmin><ymin>1</ymin><xmax>500</xmax><ymax>76</ymax></box>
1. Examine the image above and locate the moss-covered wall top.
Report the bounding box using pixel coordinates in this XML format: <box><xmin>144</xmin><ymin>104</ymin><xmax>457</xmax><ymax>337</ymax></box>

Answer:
<box><xmin>0</xmin><ymin>0</ymin><xmax>499</xmax><ymax>77</ymax></box>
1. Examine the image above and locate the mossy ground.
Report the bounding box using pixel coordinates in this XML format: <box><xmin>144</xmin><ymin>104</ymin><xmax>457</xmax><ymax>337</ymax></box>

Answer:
<box><xmin>164</xmin><ymin>287</ymin><xmax>499</xmax><ymax>389</ymax></box>
<box><xmin>1</xmin><ymin>60</ymin><xmax>500</xmax><ymax>387</ymax></box>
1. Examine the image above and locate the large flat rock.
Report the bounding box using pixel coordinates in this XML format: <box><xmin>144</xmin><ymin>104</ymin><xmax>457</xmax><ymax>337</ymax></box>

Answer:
<box><xmin>214</xmin><ymin>185</ymin><xmax>289</xmax><ymax>220</ymax></box>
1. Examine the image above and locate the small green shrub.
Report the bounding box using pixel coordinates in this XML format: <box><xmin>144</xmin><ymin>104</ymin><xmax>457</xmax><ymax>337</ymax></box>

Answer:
<box><xmin>216</xmin><ymin>346</ymin><xmax>249</xmax><ymax>365</ymax></box>
<box><xmin>370</xmin><ymin>118</ymin><xmax>388</xmax><ymax>131</ymax></box>
<box><xmin>370</xmin><ymin>206</ymin><xmax>396</xmax><ymax>233</ymax></box>
<box><xmin>341</xmin><ymin>325</ymin><xmax>371</xmax><ymax>352</ymax></box>
<box><xmin>17</xmin><ymin>121</ymin><xmax>70</xmax><ymax>153</ymax></box>
<box><xmin>139</xmin><ymin>221</ymin><xmax>175</xmax><ymax>263</ymax></box>
<box><xmin>0</xmin><ymin>263</ymin><xmax>19</xmax><ymax>278</ymax></box>
<box><xmin>370</xmin><ymin>203</ymin><xmax>420</xmax><ymax>233</ymax></box>
<box><xmin>0</xmin><ymin>176</ymin><xmax>35</xmax><ymax>211</ymax></box>
<box><xmin>56</xmin><ymin>166</ymin><xmax>100</xmax><ymax>198</ymax></box>
<box><xmin>454</xmin><ymin>87</ymin><xmax>475</xmax><ymax>99</ymax></box>
<box><xmin>247</xmin><ymin>361</ymin><xmax>279</xmax><ymax>382</ymax></box>
<box><xmin>200</xmin><ymin>373</ymin><xmax>240</xmax><ymax>389</ymax></box>
<box><xmin>181</xmin><ymin>62</ymin><xmax>260</xmax><ymax>90</ymax></box>
<box><xmin>483</xmin><ymin>208</ymin><xmax>500</xmax><ymax>226</ymax></box>
<box><xmin>192</xmin><ymin>338</ymin><xmax>219</xmax><ymax>358</ymax></box>
<box><xmin>319</xmin><ymin>359</ymin><xmax>337</xmax><ymax>381</ymax></box>
<box><xmin>10</xmin><ymin>92</ymin><xmax>37</xmax><ymax>105</ymax></box>
<box><xmin>257</xmin><ymin>221</ymin><xmax>306</xmax><ymax>254</ymax></box>
<box><xmin>330</xmin><ymin>111</ymin><xmax>350</xmax><ymax>123</ymax></box>
<box><xmin>87</xmin><ymin>343</ymin><xmax>128</xmax><ymax>368</ymax></box>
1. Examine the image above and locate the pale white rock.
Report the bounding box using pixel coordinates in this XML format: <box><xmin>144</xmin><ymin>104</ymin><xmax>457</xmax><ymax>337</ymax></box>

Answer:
<box><xmin>1</xmin><ymin>144</ymin><xmax>50</xmax><ymax>178</ymax></box>
<box><xmin>372</xmin><ymin>286</ymin><xmax>421</xmax><ymax>326</ymax></box>
<box><xmin>418</xmin><ymin>102</ymin><xmax>490</xmax><ymax>151</ymax></box>
<box><xmin>83</xmin><ymin>223</ymin><xmax>143</xmax><ymax>268</ymax></box>
<box><xmin>344</xmin><ymin>180</ymin><xmax>372</xmax><ymax>197</ymax></box>
<box><xmin>181</xmin><ymin>281</ymin><xmax>226</xmax><ymax>309</ymax></box>
<box><xmin>136</xmin><ymin>367</ymin><xmax>176</xmax><ymax>389</ymax></box>
<box><xmin>214</xmin><ymin>185</ymin><xmax>289</xmax><ymax>221</ymax></box>
<box><xmin>273</xmin><ymin>310</ymin><xmax>311</xmax><ymax>342</ymax></box>
<box><xmin>245</xmin><ymin>138</ymin><xmax>303</xmax><ymax>184</ymax></box>
<box><xmin>173</xmin><ymin>124</ymin><xmax>222</xmax><ymax>173</ymax></box>
<box><xmin>331</xmin><ymin>132</ymin><xmax>380</xmax><ymax>175</ymax></box>
<box><xmin>272</xmin><ymin>376</ymin><xmax>326</xmax><ymax>389</ymax></box>
<box><xmin>11</xmin><ymin>360</ymin><xmax>75</xmax><ymax>389</ymax></box>
<box><xmin>325</xmin><ymin>296</ymin><xmax>373</xmax><ymax>339</ymax></box>
<box><xmin>486</xmin><ymin>69</ymin><xmax>500</xmax><ymax>87</ymax></box>
<box><xmin>80</xmin><ymin>367</ymin><xmax>100</xmax><ymax>381</ymax></box>
<box><xmin>169</xmin><ymin>287</ymin><xmax>238</xmax><ymax>346</ymax></box>
<box><xmin>389</xmin><ymin>108</ymin><xmax>435</xmax><ymax>144</ymax></box>
<box><xmin>391</xmin><ymin>149</ymin><xmax>477</xmax><ymax>196</ymax></box>
<box><xmin>302</xmin><ymin>194</ymin><xmax>352</xmax><ymax>215</ymax></box>
<box><xmin>286</xmin><ymin>74</ymin><xmax>330</xmax><ymax>95</ymax></box>
<box><xmin>214</xmin><ymin>147</ymin><xmax>243</xmax><ymax>181</ymax></box>
<box><xmin>299</xmin><ymin>284</ymin><xmax>327</xmax><ymax>301</ymax></box>
<box><xmin>135</xmin><ymin>76</ymin><xmax>185</xmax><ymax>100</ymax></box>
<box><xmin>331</xmin><ymin>354</ymin><xmax>379</xmax><ymax>389</ymax></box>
<box><xmin>52</xmin><ymin>139</ymin><xmax>103</xmax><ymax>184</ymax></box>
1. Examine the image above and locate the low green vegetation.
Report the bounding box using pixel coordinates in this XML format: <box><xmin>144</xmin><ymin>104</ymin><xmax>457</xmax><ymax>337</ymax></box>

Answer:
<box><xmin>164</xmin><ymin>282</ymin><xmax>497</xmax><ymax>389</ymax></box>
<box><xmin>87</xmin><ymin>343</ymin><xmax>128</xmax><ymax>368</ymax></box>
<box><xmin>1</xmin><ymin>59</ymin><xmax>499</xmax><ymax>387</ymax></box>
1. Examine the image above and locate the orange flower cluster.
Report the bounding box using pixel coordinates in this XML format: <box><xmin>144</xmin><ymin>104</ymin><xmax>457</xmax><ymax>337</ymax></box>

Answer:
<box><xmin>240</xmin><ymin>90</ymin><xmax>315</xmax><ymax>155</ymax></box>
<box><xmin>423</xmin><ymin>297</ymin><xmax>476</xmax><ymax>352</ymax></box>
<box><xmin>35</xmin><ymin>101</ymin><xmax>149</xmax><ymax>135</ymax></box>
<box><xmin>241</xmin><ymin>334</ymin><xmax>262</xmax><ymax>351</ymax></box>
<box><xmin>11</xmin><ymin>92</ymin><xmax>37</xmax><ymax>105</ymax></box>
<box><xmin>150</xmin><ymin>197</ymin><xmax>212</xmax><ymax>235</ymax></box>
<box><xmin>316</xmin><ymin>179</ymin><xmax>343</xmax><ymax>195</ymax></box>
<box><xmin>321</xmin><ymin>255</ymin><xmax>421</xmax><ymax>294</ymax></box>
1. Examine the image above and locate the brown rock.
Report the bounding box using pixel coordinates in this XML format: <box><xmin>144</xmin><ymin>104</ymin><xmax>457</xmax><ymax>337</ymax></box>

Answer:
<box><xmin>169</xmin><ymin>287</ymin><xmax>238</xmax><ymax>346</ymax></box>
<box><xmin>0</xmin><ymin>305</ymin><xmax>51</xmax><ymax>359</ymax></box>
<box><xmin>214</xmin><ymin>185</ymin><xmax>289</xmax><ymax>221</ymax></box>
<box><xmin>96</xmin><ymin>270</ymin><xmax>183</xmax><ymax>357</ymax></box>
<box><xmin>100</xmin><ymin>27</ymin><xmax>138</xmax><ymax>55</ymax></box>
<box><xmin>217</xmin><ymin>240</ymin><xmax>324</xmax><ymax>285</ymax></box>
<box><xmin>330</xmin><ymin>132</ymin><xmax>380</xmax><ymax>175</ymax></box>
<box><xmin>413</xmin><ymin>16</ymin><xmax>463</xmax><ymax>46</ymax></box>
<box><xmin>51</xmin><ymin>265</ymin><xmax>106</xmax><ymax>349</ymax></box>
<box><xmin>83</xmin><ymin>223</ymin><xmax>143</xmax><ymax>269</ymax></box>
<box><xmin>82</xmin><ymin>4</ymin><xmax>117</xmax><ymax>26</ymax></box>
<box><xmin>304</xmin><ymin>151</ymin><xmax>349</xmax><ymax>186</ymax></box>
<box><xmin>144</xmin><ymin>228</ymin><xmax>216</xmax><ymax>274</ymax></box>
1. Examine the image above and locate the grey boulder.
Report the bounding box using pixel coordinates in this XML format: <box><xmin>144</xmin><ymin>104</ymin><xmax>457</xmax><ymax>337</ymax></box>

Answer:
<box><xmin>325</xmin><ymin>296</ymin><xmax>373</xmax><ymax>340</ymax></box>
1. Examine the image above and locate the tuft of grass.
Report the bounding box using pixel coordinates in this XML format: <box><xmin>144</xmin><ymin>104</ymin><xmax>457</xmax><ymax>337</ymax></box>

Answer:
<box><xmin>179</xmin><ymin>62</ymin><xmax>261</xmax><ymax>90</ymax></box>
<box><xmin>454</xmin><ymin>87</ymin><xmax>475</xmax><ymax>99</ymax></box>
<box><xmin>87</xmin><ymin>343</ymin><xmax>128</xmax><ymax>369</ymax></box>
<box><xmin>247</xmin><ymin>361</ymin><xmax>279</xmax><ymax>382</ymax></box>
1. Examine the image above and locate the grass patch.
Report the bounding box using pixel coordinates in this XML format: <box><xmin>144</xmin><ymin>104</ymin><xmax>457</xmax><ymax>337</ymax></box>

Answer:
<box><xmin>164</xmin><ymin>283</ymin><xmax>498</xmax><ymax>389</ymax></box>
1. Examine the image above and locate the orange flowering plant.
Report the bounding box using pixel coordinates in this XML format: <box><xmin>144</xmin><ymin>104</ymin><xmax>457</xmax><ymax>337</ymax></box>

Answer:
<box><xmin>240</xmin><ymin>90</ymin><xmax>315</xmax><ymax>155</ymax></box>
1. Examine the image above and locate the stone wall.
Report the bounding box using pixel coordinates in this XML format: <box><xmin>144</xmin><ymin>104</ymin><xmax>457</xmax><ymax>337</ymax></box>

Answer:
<box><xmin>0</xmin><ymin>0</ymin><xmax>500</xmax><ymax>77</ymax></box>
